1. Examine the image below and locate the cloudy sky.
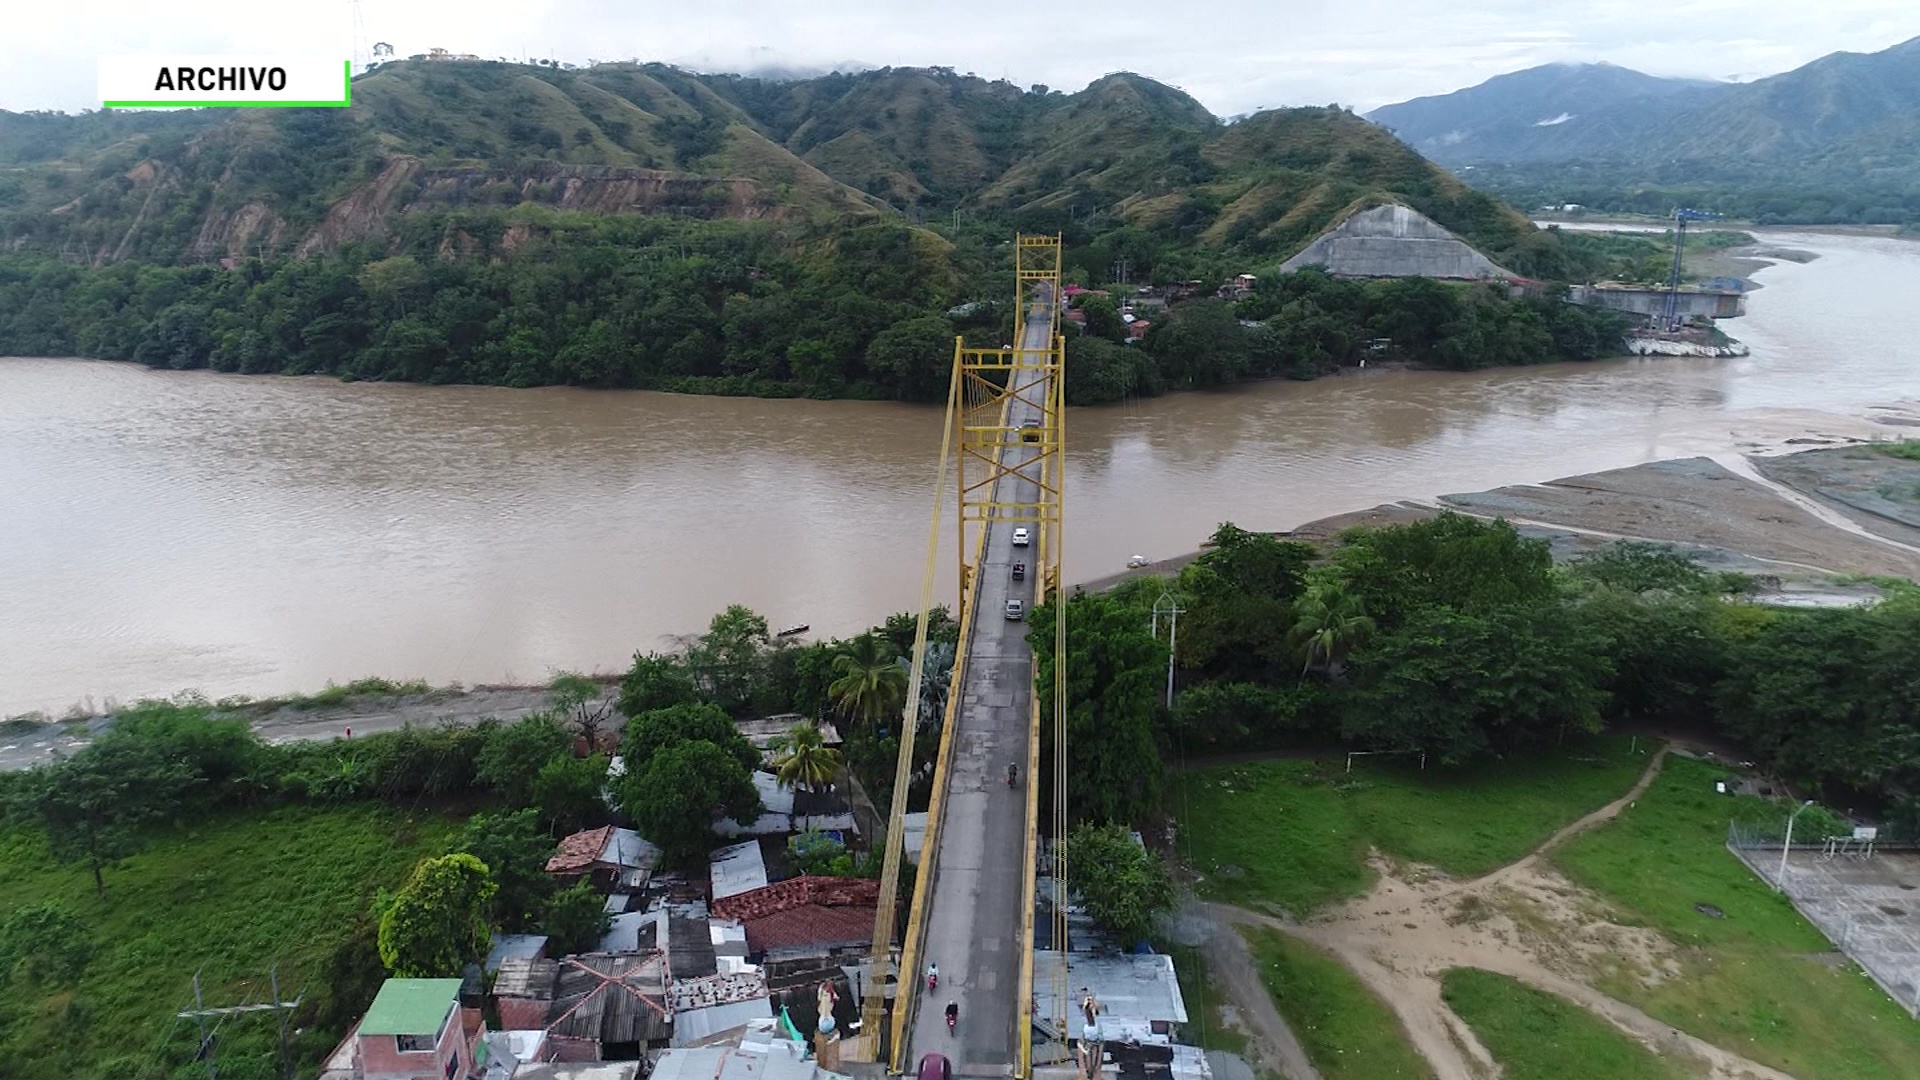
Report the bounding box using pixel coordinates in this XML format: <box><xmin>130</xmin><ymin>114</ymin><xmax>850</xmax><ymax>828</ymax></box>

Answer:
<box><xmin>5</xmin><ymin>0</ymin><xmax>1917</xmax><ymax>116</ymax></box>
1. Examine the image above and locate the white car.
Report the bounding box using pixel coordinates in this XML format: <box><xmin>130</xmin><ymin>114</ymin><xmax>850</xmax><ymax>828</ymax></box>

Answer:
<box><xmin>1004</xmin><ymin>599</ymin><xmax>1025</xmax><ymax>621</ymax></box>
<box><xmin>1011</xmin><ymin>527</ymin><xmax>1030</xmax><ymax>547</ymax></box>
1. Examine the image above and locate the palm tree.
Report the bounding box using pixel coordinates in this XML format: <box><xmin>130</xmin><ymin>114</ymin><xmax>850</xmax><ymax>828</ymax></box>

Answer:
<box><xmin>897</xmin><ymin>639</ymin><xmax>957</xmax><ymax>734</ymax></box>
<box><xmin>770</xmin><ymin>722</ymin><xmax>844</xmax><ymax>831</ymax></box>
<box><xmin>1288</xmin><ymin>580</ymin><xmax>1375</xmax><ymax>676</ymax></box>
<box><xmin>769</xmin><ymin>721</ymin><xmax>843</xmax><ymax>795</ymax></box>
<box><xmin>828</xmin><ymin>633</ymin><xmax>908</xmax><ymax>729</ymax></box>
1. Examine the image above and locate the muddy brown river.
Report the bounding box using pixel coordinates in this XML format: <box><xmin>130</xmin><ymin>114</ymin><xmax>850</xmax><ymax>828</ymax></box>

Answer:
<box><xmin>2</xmin><ymin>229</ymin><xmax>1916</xmax><ymax>715</ymax></box>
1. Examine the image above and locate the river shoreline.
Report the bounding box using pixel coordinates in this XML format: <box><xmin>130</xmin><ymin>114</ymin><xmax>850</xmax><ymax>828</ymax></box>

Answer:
<box><xmin>6</xmin><ymin>439</ymin><xmax>1916</xmax><ymax>768</ymax></box>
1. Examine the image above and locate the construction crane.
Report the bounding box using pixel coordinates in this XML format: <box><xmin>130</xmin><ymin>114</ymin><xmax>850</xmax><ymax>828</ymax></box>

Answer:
<box><xmin>1662</xmin><ymin>207</ymin><xmax>1720</xmax><ymax>329</ymax></box>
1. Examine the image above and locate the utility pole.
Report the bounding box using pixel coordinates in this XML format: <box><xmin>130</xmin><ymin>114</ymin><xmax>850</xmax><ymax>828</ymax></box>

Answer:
<box><xmin>178</xmin><ymin>964</ymin><xmax>305</xmax><ymax>1079</ymax></box>
<box><xmin>1778</xmin><ymin>799</ymin><xmax>1815</xmax><ymax>893</ymax></box>
<box><xmin>1151</xmin><ymin>592</ymin><xmax>1184</xmax><ymax>710</ymax></box>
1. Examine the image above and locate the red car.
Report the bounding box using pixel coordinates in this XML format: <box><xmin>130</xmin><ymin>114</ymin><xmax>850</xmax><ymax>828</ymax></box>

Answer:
<box><xmin>917</xmin><ymin>1052</ymin><xmax>952</xmax><ymax>1079</ymax></box>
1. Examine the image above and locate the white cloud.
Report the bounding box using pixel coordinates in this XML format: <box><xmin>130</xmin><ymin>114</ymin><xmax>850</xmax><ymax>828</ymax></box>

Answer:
<box><xmin>1</xmin><ymin>0</ymin><xmax>1915</xmax><ymax>116</ymax></box>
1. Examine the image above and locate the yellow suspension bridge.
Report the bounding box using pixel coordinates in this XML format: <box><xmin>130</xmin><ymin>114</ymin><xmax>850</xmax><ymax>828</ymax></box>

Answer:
<box><xmin>858</xmin><ymin>234</ymin><xmax>1071</xmax><ymax>1078</ymax></box>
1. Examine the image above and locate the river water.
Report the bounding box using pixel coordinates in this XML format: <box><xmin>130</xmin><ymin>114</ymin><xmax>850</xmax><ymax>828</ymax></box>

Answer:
<box><xmin>2</xmin><ymin>229</ymin><xmax>1916</xmax><ymax>715</ymax></box>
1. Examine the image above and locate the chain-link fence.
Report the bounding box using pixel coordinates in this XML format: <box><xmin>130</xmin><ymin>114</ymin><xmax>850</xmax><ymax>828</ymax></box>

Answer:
<box><xmin>1728</xmin><ymin>822</ymin><xmax>1920</xmax><ymax>1016</ymax></box>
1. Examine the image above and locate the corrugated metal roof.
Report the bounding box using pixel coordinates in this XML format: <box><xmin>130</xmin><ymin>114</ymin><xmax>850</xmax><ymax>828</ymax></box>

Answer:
<box><xmin>709</xmin><ymin>840</ymin><xmax>769</xmax><ymax>900</ymax></box>
<box><xmin>1034</xmin><ymin>951</ymin><xmax>1188</xmax><ymax>1042</ymax></box>
<box><xmin>485</xmin><ymin>934</ymin><xmax>549</xmax><ymax>975</ymax></box>
<box><xmin>669</xmin><ymin>996</ymin><xmax>773</xmax><ymax>1047</ymax></box>
<box><xmin>357</xmin><ymin>978</ymin><xmax>461</xmax><ymax>1036</ymax></box>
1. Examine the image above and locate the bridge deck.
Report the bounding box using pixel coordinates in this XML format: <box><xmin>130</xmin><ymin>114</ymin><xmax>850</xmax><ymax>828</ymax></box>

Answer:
<box><xmin>902</xmin><ymin>303</ymin><xmax>1055</xmax><ymax>1075</ymax></box>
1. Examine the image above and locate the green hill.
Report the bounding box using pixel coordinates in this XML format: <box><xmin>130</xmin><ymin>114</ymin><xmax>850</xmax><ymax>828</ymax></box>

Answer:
<box><xmin>0</xmin><ymin>61</ymin><xmax>1553</xmax><ymax>273</ymax></box>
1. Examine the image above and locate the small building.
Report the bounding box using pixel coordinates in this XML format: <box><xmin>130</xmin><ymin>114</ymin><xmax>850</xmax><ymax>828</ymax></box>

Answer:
<box><xmin>1034</xmin><ymin>951</ymin><xmax>1188</xmax><ymax>1045</ymax></box>
<box><xmin>649</xmin><ymin>1017</ymin><xmax>849</xmax><ymax>1079</ymax></box>
<box><xmin>736</xmin><ymin>716</ymin><xmax>842</xmax><ymax>757</ymax></box>
<box><xmin>1127</xmin><ymin>320</ymin><xmax>1152</xmax><ymax>342</ymax></box>
<box><xmin>485</xmin><ymin>935</ymin><xmax>550</xmax><ymax>976</ymax></box>
<box><xmin>545</xmin><ymin>954</ymin><xmax>670</xmax><ymax>1061</ymax></box>
<box><xmin>545</xmin><ymin>827</ymin><xmax>660</xmax><ymax>893</ymax></box>
<box><xmin>598</xmin><ymin>908</ymin><xmax>665</xmax><ymax>956</ymax></box>
<box><xmin>343</xmin><ymin>978</ymin><xmax>476</xmax><ymax>1080</ymax></box>
<box><xmin>710</xmin><ymin>840</ymin><xmax>770</xmax><ymax>901</ymax></box>
<box><xmin>714</xmin><ymin>773</ymin><xmax>855</xmax><ymax>838</ymax></box>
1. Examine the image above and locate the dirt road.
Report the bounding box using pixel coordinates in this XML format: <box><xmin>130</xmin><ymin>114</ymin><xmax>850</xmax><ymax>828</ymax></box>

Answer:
<box><xmin>1216</xmin><ymin>749</ymin><xmax>1789</xmax><ymax>1080</ymax></box>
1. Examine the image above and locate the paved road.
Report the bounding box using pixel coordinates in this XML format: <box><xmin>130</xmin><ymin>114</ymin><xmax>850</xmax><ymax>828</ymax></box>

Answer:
<box><xmin>904</xmin><ymin>300</ymin><xmax>1054</xmax><ymax>1076</ymax></box>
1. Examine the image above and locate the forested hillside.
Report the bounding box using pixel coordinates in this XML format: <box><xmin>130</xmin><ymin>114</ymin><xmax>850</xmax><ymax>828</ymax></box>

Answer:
<box><xmin>0</xmin><ymin>60</ymin><xmax>1631</xmax><ymax>397</ymax></box>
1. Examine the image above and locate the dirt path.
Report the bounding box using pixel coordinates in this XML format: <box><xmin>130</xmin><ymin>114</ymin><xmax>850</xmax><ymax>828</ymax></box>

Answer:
<box><xmin>1165</xmin><ymin>896</ymin><xmax>1319</xmax><ymax>1079</ymax></box>
<box><xmin>1210</xmin><ymin>749</ymin><xmax>1790</xmax><ymax>1079</ymax></box>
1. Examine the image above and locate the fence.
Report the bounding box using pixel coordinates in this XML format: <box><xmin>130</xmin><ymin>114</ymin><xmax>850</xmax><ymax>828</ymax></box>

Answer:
<box><xmin>1727</xmin><ymin>822</ymin><xmax>1920</xmax><ymax>1016</ymax></box>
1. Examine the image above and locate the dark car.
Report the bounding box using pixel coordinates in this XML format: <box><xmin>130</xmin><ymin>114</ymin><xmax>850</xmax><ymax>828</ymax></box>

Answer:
<box><xmin>917</xmin><ymin>1052</ymin><xmax>952</xmax><ymax>1079</ymax></box>
<box><xmin>1011</xmin><ymin>562</ymin><xmax>1025</xmax><ymax>580</ymax></box>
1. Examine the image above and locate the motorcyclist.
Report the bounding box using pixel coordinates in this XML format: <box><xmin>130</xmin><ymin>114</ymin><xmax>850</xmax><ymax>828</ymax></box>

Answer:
<box><xmin>927</xmin><ymin>962</ymin><xmax>938</xmax><ymax>990</ymax></box>
<box><xmin>945</xmin><ymin>1000</ymin><xmax>959</xmax><ymax>1031</ymax></box>
<box><xmin>1007</xmin><ymin>761</ymin><xmax>1018</xmax><ymax>787</ymax></box>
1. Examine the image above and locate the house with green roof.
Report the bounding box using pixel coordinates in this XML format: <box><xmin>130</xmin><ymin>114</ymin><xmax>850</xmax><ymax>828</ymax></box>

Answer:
<box><xmin>319</xmin><ymin>977</ymin><xmax>478</xmax><ymax>1080</ymax></box>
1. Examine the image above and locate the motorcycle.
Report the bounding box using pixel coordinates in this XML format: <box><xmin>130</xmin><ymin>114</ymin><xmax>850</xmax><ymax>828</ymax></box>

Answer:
<box><xmin>927</xmin><ymin>969</ymin><xmax>938</xmax><ymax>992</ymax></box>
<box><xmin>946</xmin><ymin>1006</ymin><xmax>957</xmax><ymax>1036</ymax></box>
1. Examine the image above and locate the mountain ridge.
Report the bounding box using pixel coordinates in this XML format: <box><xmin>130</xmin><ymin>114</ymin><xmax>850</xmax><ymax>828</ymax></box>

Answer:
<box><xmin>0</xmin><ymin>60</ymin><xmax>1551</xmax><ymax>273</ymax></box>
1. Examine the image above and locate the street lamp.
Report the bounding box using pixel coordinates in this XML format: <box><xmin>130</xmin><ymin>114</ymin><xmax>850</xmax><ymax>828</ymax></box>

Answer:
<box><xmin>1150</xmin><ymin>592</ymin><xmax>1184</xmax><ymax>710</ymax></box>
<box><xmin>1778</xmin><ymin>799</ymin><xmax>1816</xmax><ymax>892</ymax></box>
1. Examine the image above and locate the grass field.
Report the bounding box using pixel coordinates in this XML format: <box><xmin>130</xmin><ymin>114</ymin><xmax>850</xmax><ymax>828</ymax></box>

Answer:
<box><xmin>1552</xmin><ymin>754</ymin><xmax>1920</xmax><ymax>1078</ymax></box>
<box><xmin>1172</xmin><ymin>736</ymin><xmax>1649</xmax><ymax>913</ymax></box>
<box><xmin>1440</xmin><ymin>967</ymin><xmax>1688</xmax><ymax>1078</ymax></box>
<box><xmin>0</xmin><ymin>804</ymin><xmax>460</xmax><ymax>1078</ymax></box>
<box><xmin>1243</xmin><ymin>926</ymin><xmax>1431</xmax><ymax>1079</ymax></box>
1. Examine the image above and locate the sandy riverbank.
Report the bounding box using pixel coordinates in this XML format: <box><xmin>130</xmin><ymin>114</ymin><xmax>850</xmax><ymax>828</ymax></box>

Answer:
<box><xmin>1072</xmin><ymin>435</ymin><xmax>1920</xmax><ymax>596</ymax></box>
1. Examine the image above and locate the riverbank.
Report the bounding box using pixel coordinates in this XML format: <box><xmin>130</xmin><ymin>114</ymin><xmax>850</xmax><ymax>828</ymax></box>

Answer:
<box><xmin>9</xmin><ymin>437</ymin><xmax>1918</xmax><ymax>769</ymax></box>
<box><xmin>1073</xmin><ymin>434</ymin><xmax>1920</xmax><ymax>595</ymax></box>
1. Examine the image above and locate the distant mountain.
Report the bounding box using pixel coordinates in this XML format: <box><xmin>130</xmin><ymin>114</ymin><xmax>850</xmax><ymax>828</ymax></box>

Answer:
<box><xmin>0</xmin><ymin>61</ymin><xmax>1541</xmax><ymax>269</ymax></box>
<box><xmin>1366</xmin><ymin>63</ymin><xmax>1718</xmax><ymax>164</ymax></box>
<box><xmin>1366</xmin><ymin>37</ymin><xmax>1920</xmax><ymax>194</ymax></box>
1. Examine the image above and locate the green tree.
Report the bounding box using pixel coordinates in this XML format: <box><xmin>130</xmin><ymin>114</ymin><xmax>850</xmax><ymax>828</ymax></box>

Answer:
<box><xmin>533</xmin><ymin>753</ymin><xmax>610</xmax><ymax>835</ymax></box>
<box><xmin>1031</xmin><ymin>592</ymin><xmax>1166</xmax><ymax>826</ymax></box>
<box><xmin>17</xmin><ymin>739</ymin><xmax>194</xmax><ymax>897</ymax></box>
<box><xmin>617</xmin><ymin>652</ymin><xmax>700</xmax><ymax>718</ymax></box>
<box><xmin>865</xmin><ymin>314</ymin><xmax>955</xmax><ymax>401</ymax></box>
<box><xmin>622</xmin><ymin>741</ymin><xmax>763</xmax><ymax>864</ymax></box>
<box><xmin>1061</xmin><ymin>824</ymin><xmax>1174</xmax><ymax>944</ymax></box>
<box><xmin>621</xmin><ymin>702</ymin><xmax>758</xmax><ymax>777</ymax></box>
<box><xmin>1288</xmin><ymin>577</ymin><xmax>1376</xmax><ymax>675</ymax></box>
<box><xmin>475</xmin><ymin>713</ymin><xmax>572</xmax><ymax>805</ymax></box>
<box><xmin>376</xmin><ymin>853</ymin><xmax>498</xmax><ymax>977</ymax></box>
<box><xmin>540</xmin><ymin>880</ymin><xmax>613</xmax><ymax>956</ymax></box>
<box><xmin>1144</xmin><ymin>298</ymin><xmax>1247</xmax><ymax>388</ymax></box>
<box><xmin>1176</xmin><ymin>524</ymin><xmax>1315</xmax><ymax>682</ymax></box>
<box><xmin>456</xmin><ymin>809</ymin><xmax>555</xmax><ymax>932</ymax></box>
<box><xmin>769</xmin><ymin>721</ymin><xmax>843</xmax><ymax>795</ymax></box>
<box><xmin>1343</xmin><ymin>606</ymin><xmax>1612</xmax><ymax>763</ymax></box>
<box><xmin>1333</xmin><ymin>512</ymin><xmax>1555</xmax><ymax>629</ymax></box>
<box><xmin>828</xmin><ymin>632</ymin><xmax>909</xmax><ymax>730</ymax></box>
<box><xmin>684</xmin><ymin>605</ymin><xmax>773</xmax><ymax>714</ymax></box>
<box><xmin>1570</xmin><ymin>541</ymin><xmax>1735</xmax><ymax>596</ymax></box>
<box><xmin>1079</xmin><ymin>294</ymin><xmax>1126</xmax><ymax>343</ymax></box>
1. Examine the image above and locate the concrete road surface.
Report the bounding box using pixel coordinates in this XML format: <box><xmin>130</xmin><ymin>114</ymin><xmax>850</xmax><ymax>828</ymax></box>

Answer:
<box><xmin>903</xmin><ymin>300</ymin><xmax>1054</xmax><ymax>1075</ymax></box>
